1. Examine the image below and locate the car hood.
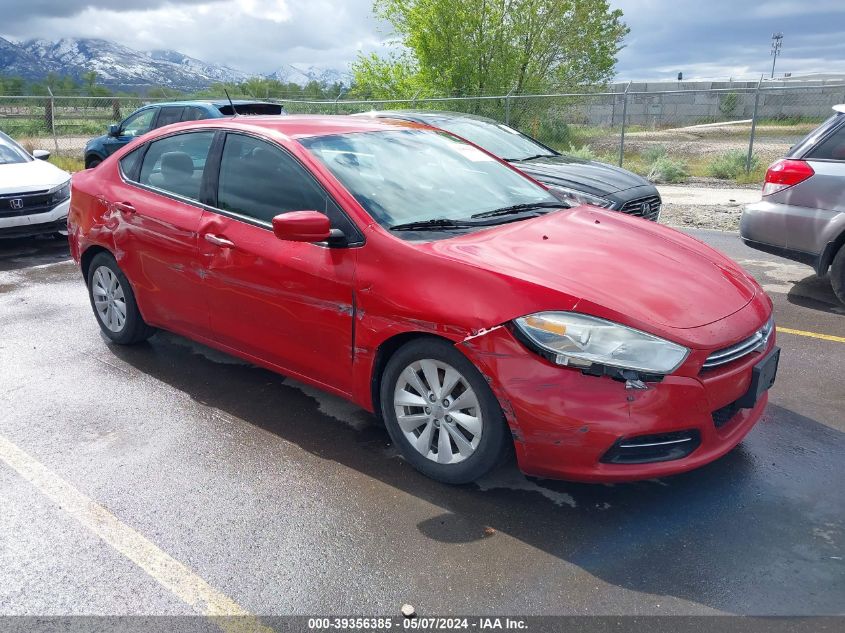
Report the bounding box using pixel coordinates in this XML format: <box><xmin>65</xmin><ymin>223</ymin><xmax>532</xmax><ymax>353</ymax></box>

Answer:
<box><xmin>86</xmin><ymin>134</ymin><xmax>108</xmax><ymax>149</ymax></box>
<box><xmin>0</xmin><ymin>159</ymin><xmax>70</xmax><ymax>195</ymax></box>
<box><xmin>517</xmin><ymin>154</ymin><xmax>651</xmax><ymax>196</ymax></box>
<box><xmin>419</xmin><ymin>207</ymin><xmax>758</xmax><ymax>331</ymax></box>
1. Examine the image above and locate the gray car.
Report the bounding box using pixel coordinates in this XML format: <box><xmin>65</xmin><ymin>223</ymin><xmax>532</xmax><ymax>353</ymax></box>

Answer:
<box><xmin>741</xmin><ymin>105</ymin><xmax>845</xmax><ymax>303</ymax></box>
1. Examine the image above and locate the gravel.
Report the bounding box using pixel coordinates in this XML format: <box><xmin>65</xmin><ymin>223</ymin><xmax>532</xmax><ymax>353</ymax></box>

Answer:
<box><xmin>656</xmin><ymin>181</ymin><xmax>762</xmax><ymax>232</ymax></box>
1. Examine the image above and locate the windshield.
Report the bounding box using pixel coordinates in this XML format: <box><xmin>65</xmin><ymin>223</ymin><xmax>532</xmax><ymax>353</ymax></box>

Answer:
<box><xmin>0</xmin><ymin>132</ymin><xmax>33</xmax><ymax>165</ymax></box>
<box><xmin>432</xmin><ymin>118</ymin><xmax>556</xmax><ymax>161</ymax></box>
<box><xmin>301</xmin><ymin>129</ymin><xmax>559</xmax><ymax>228</ymax></box>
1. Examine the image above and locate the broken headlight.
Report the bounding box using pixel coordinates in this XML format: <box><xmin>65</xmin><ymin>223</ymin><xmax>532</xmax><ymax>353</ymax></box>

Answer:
<box><xmin>513</xmin><ymin>312</ymin><xmax>689</xmax><ymax>374</ymax></box>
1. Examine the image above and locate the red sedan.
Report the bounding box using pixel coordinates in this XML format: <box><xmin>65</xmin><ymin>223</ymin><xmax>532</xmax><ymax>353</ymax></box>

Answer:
<box><xmin>68</xmin><ymin>116</ymin><xmax>779</xmax><ymax>484</ymax></box>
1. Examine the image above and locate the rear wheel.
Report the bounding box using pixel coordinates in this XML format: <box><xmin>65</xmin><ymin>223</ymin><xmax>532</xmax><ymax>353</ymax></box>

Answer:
<box><xmin>831</xmin><ymin>245</ymin><xmax>845</xmax><ymax>304</ymax></box>
<box><xmin>380</xmin><ymin>338</ymin><xmax>509</xmax><ymax>484</ymax></box>
<box><xmin>86</xmin><ymin>252</ymin><xmax>155</xmax><ymax>344</ymax></box>
<box><xmin>85</xmin><ymin>156</ymin><xmax>102</xmax><ymax>169</ymax></box>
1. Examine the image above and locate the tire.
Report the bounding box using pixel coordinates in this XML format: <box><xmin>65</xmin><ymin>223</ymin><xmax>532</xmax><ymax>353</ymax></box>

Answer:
<box><xmin>86</xmin><ymin>252</ymin><xmax>155</xmax><ymax>344</ymax></box>
<box><xmin>380</xmin><ymin>337</ymin><xmax>509</xmax><ymax>484</ymax></box>
<box><xmin>85</xmin><ymin>156</ymin><xmax>102</xmax><ymax>169</ymax></box>
<box><xmin>831</xmin><ymin>244</ymin><xmax>845</xmax><ymax>305</ymax></box>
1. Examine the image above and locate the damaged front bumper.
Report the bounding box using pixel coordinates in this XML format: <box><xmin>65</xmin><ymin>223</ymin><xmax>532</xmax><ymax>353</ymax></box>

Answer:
<box><xmin>458</xmin><ymin>324</ymin><xmax>774</xmax><ymax>483</ymax></box>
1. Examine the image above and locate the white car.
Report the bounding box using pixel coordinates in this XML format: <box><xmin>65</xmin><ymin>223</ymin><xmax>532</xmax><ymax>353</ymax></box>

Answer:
<box><xmin>0</xmin><ymin>131</ymin><xmax>71</xmax><ymax>239</ymax></box>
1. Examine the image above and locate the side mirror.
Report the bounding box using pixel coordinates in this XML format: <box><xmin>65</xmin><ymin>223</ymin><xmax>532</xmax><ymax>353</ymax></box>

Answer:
<box><xmin>272</xmin><ymin>211</ymin><xmax>332</xmax><ymax>243</ymax></box>
<box><xmin>32</xmin><ymin>149</ymin><xmax>51</xmax><ymax>161</ymax></box>
<box><xmin>108</xmin><ymin>124</ymin><xmax>121</xmax><ymax>137</ymax></box>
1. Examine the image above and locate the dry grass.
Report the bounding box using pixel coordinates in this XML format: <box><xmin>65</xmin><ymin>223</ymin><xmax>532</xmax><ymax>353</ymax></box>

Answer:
<box><xmin>48</xmin><ymin>155</ymin><xmax>85</xmax><ymax>173</ymax></box>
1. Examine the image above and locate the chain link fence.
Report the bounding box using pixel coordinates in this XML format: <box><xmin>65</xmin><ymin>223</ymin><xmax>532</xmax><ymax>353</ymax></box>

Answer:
<box><xmin>1</xmin><ymin>83</ymin><xmax>843</xmax><ymax>177</ymax></box>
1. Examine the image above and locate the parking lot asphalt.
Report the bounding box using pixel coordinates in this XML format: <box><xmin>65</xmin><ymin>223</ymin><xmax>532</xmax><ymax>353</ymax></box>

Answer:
<box><xmin>0</xmin><ymin>228</ymin><xmax>842</xmax><ymax>618</ymax></box>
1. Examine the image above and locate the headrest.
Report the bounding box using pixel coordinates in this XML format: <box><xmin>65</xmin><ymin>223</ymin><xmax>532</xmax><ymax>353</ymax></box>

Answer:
<box><xmin>160</xmin><ymin>152</ymin><xmax>193</xmax><ymax>177</ymax></box>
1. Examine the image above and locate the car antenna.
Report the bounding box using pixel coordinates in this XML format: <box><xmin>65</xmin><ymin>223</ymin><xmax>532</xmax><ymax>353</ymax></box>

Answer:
<box><xmin>224</xmin><ymin>88</ymin><xmax>238</xmax><ymax>117</ymax></box>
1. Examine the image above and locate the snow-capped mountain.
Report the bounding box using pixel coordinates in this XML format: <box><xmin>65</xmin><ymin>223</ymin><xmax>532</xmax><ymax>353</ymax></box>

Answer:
<box><xmin>267</xmin><ymin>64</ymin><xmax>352</xmax><ymax>87</ymax></box>
<box><xmin>146</xmin><ymin>50</ymin><xmax>251</xmax><ymax>85</ymax></box>
<box><xmin>0</xmin><ymin>37</ymin><xmax>43</xmax><ymax>79</ymax></box>
<box><xmin>0</xmin><ymin>37</ymin><xmax>348</xmax><ymax>92</ymax></box>
<box><xmin>16</xmin><ymin>38</ymin><xmax>251</xmax><ymax>90</ymax></box>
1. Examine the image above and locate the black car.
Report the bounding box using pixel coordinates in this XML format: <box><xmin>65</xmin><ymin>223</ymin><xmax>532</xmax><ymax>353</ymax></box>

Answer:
<box><xmin>354</xmin><ymin>110</ymin><xmax>661</xmax><ymax>221</ymax></box>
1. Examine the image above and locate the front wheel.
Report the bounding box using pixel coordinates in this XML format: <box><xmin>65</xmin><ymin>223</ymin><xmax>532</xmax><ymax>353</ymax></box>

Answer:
<box><xmin>87</xmin><ymin>252</ymin><xmax>156</xmax><ymax>344</ymax></box>
<box><xmin>831</xmin><ymin>245</ymin><xmax>845</xmax><ymax>305</ymax></box>
<box><xmin>85</xmin><ymin>156</ymin><xmax>102</xmax><ymax>169</ymax></box>
<box><xmin>380</xmin><ymin>338</ymin><xmax>509</xmax><ymax>484</ymax></box>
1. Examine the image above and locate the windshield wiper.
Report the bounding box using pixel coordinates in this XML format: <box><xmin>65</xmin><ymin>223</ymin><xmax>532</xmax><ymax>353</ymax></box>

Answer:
<box><xmin>507</xmin><ymin>153</ymin><xmax>555</xmax><ymax>162</ymax></box>
<box><xmin>390</xmin><ymin>218</ymin><xmax>478</xmax><ymax>231</ymax></box>
<box><xmin>471</xmin><ymin>202</ymin><xmax>564</xmax><ymax>219</ymax></box>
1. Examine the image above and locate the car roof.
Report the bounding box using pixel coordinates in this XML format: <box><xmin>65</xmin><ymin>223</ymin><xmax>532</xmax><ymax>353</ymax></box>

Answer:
<box><xmin>833</xmin><ymin>104</ymin><xmax>845</xmax><ymax>114</ymax></box>
<box><xmin>150</xmin><ymin>114</ymin><xmax>427</xmax><ymax>139</ymax></box>
<box><xmin>354</xmin><ymin>110</ymin><xmax>498</xmax><ymax>125</ymax></box>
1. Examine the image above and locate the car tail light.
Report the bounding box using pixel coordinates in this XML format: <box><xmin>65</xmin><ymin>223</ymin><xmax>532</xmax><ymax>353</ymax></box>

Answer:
<box><xmin>762</xmin><ymin>159</ymin><xmax>814</xmax><ymax>196</ymax></box>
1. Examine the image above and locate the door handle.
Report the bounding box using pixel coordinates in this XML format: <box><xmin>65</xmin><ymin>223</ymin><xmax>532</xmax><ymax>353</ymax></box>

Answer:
<box><xmin>204</xmin><ymin>233</ymin><xmax>235</xmax><ymax>248</ymax></box>
<box><xmin>113</xmin><ymin>202</ymin><xmax>135</xmax><ymax>214</ymax></box>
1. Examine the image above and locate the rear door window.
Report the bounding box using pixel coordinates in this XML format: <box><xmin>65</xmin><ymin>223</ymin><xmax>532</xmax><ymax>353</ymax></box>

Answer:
<box><xmin>155</xmin><ymin>106</ymin><xmax>184</xmax><ymax>129</ymax></box>
<box><xmin>789</xmin><ymin>113</ymin><xmax>844</xmax><ymax>158</ymax></box>
<box><xmin>182</xmin><ymin>107</ymin><xmax>208</xmax><ymax>122</ymax></box>
<box><xmin>137</xmin><ymin>131</ymin><xmax>215</xmax><ymax>201</ymax></box>
<box><xmin>805</xmin><ymin>121</ymin><xmax>845</xmax><ymax>161</ymax></box>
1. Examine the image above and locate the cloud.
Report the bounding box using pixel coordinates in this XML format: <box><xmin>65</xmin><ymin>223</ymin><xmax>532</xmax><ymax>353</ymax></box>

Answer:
<box><xmin>0</xmin><ymin>0</ymin><xmax>842</xmax><ymax>81</ymax></box>
<box><xmin>1</xmin><ymin>0</ymin><xmax>384</xmax><ymax>75</ymax></box>
<box><xmin>613</xmin><ymin>0</ymin><xmax>845</xmax><ymax>80</ymax></box>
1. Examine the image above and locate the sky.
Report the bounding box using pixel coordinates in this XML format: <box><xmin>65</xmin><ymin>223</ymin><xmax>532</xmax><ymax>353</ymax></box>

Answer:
<box><xmin>1</xmin><ymin>0</ymin><xmax>843</xmax><ymax>81</ymax></box>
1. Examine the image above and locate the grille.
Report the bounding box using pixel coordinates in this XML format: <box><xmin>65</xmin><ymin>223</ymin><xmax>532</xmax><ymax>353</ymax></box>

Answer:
<box><xmin>712</xmin><ymin>401</ymin><xmax>741</xmax><ymax>428</ymax></box>
<box><xmin>702</xmin><ymin>318</ymin><xmax>774</xmax><ymax>371</ymax></box>
<box><xmin>618</xmin><ymin>195</ymin><xmax>662</xmax><ymax>221</ymax></box>
<box><xmin>0</xmin><ymin>190</ymin><xmax>53</xmax><ymax>218</ymax></box>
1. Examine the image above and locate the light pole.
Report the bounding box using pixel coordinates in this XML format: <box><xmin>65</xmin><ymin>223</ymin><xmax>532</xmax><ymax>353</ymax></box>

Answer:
<box><xmin>770</xmin><ymin>32</ymin><xmax>784</xmax><ymax>79</ymax></box>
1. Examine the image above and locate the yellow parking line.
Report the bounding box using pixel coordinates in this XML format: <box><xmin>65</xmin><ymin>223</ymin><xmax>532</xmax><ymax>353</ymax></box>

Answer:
<box><xmin>0</xmin><ymin>433</ymin><xmax>273</xmax><ymax>633</ymax></box>
<box><xmin>778</xmin><ymin>327</ymin><xmax>845</xmax><ymax>343</ymax></box>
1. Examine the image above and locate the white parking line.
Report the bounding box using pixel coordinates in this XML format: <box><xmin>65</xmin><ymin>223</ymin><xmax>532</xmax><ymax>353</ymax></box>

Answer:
<box><xmin>0</xmin><ymin>433</ymin><xmax>273</xmax><ymax>633</ymax></box>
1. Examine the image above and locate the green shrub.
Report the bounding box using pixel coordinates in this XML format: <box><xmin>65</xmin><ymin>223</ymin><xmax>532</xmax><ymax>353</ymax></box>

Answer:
<box><xmin>647</xmin><ymin>156</ymin><xmax>688</xmax><ymax>183</ymax></box>
<box><xmin>719</xmin><ymin>92</ymin><xmax>740</xmax><ymax>117</ymax></box>
<box><xmin>537</xmin><ymin>117</ymin><xmax>571</xmax><ymax>146</ymax></box>
<box><xmin>565</xmin><ymin>144</ymin><xmax>596</xmax><ymax>160</ymax></box>
<box><xmin>643</xmin><ymin>144</ymin><xmax>667</xmax><ymax>164</ymax></box>
<box><xmin>708</xmin><ymin>150</ymin><xmax>758</xmax><ymax>179</ymax></box>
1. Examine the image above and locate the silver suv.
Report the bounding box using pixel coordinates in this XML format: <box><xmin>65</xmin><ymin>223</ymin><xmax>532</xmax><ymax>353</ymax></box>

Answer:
<box><xmin>741</xmin><ymin>105</ymin><xmax>845</xmax><ymax>303</ymax></box>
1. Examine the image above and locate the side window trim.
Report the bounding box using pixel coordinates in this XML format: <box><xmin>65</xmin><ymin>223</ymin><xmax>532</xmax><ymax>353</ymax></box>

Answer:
<box><xmin>148</xmin><ymin>107</ymin><xmax>161</xmax><ymax>132</ymax></box>
<box><xmin>200</xmin><ymin>130</ymin><xmax>225</xmax><ymax>208</ymax></box>
<box><xmin>206</xmin><ymin>130</ymin><xmax>364</xmax><ymax>246</ymax></box>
